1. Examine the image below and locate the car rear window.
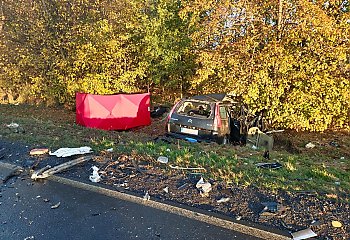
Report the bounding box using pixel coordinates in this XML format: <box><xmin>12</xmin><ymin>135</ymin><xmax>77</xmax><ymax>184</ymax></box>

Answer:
<box><xmin>175</xmin><ymin>100</ymin><xmax>213</xmax><ymax>118</ymax></box>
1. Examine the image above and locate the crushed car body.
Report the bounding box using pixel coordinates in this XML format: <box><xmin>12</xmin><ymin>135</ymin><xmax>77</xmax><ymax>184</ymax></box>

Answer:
<box><xmin>165</xmin><ymin>93</ymin><xmax>270</xmax><ymax>145</ymax></box>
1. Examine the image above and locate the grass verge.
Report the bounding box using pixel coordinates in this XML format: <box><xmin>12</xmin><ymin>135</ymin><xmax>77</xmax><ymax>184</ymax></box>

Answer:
<box><xmin>1</xmin><ymin>103</ymin><xmax>349</xmax><ymax>201</ymax></box>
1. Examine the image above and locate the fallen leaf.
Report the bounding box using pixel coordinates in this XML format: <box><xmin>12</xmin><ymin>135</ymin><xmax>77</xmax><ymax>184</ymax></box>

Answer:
<box><xmin>332</xmin><ymin>221</ymin><xmax>342</xmax><ymax>228</ymax></box>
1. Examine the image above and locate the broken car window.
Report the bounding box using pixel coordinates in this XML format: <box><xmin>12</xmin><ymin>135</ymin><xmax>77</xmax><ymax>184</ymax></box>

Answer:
<box><xmin>176</xmin><ymin>101</ymin><xmax>212</xmax><ymax>118</ymax></box>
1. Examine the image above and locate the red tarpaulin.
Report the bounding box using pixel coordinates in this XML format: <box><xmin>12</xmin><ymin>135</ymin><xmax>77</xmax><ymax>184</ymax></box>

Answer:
<box><xmin>76</xmin><ymin>92</ymin><xmax>151</xmax><ymax>130</ymax></box>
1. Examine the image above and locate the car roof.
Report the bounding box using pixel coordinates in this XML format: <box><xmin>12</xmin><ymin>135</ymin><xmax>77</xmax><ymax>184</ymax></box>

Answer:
<box><xmin>189</xmin><ymin>94</ymin><xmax>227</xmax><ymax>103</ymax></box>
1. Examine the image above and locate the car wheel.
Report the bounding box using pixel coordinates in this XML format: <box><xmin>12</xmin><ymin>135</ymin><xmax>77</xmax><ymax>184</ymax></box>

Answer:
<box><xmin>218</xmin><ymin>135</ymin><xmax>229</xmax><ymax>145</ymax></box>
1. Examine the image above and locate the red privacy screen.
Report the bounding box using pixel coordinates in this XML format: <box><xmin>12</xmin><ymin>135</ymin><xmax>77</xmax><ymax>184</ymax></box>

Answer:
<box><xmin>76</xmin><ymin>92</ymin><xmax>151</xmax><ymax>130</ymax></box>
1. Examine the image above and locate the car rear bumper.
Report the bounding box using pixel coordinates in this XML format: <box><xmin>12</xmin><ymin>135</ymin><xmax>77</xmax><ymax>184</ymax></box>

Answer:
<box><xmin>166</xmin><ymin>132</ymin><xmax>216</xmax><ymax>143</ymax></box>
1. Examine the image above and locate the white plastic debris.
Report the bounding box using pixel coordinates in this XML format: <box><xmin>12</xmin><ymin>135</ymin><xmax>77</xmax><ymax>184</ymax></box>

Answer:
<box><xmin>163</xmin><ymin>187</ymin><xmax>169</xmax><ymax>194</ymax></box>
<box><xmin>157</xmin><ymin>156</ymin><xmax>169</xmax><ymax>164</ymax></box>
<box><xmin>217</xmin><ymin>197</ymin><xmax>230</xmax><ymax>203</ymax></box>
<box><xmin>6</xmin><ymin>123</ymin><xmax>19</xmax><ymax>129</ymax></box>
<box><xmin>89</xmin><ymin>166</ymin><xmax>101</xmax><ymax>183</ymax></box>
<box><xmin>106</xmin><ymin>148</ymin><xmax>114</xmax><ymax>152</ymax></box>
<box><xmin>49</xmin><ymin>146</ymin><xmax>92</xmax><ymax>157</ymax></box>
<box><xmin>305</xmin><ymin>142</ymin><xmax>315</xmax><ymax>149</ymax></box>
<box><xmin>196</xmin><ymin>177</ymin><xmax>212</xmax><ymax>197</ymax></box>
<box><xmin>291</xmin><ymin>228</ymin><xmax>317</xmax><ymax>240</ymax></box>
<box><xmin>24</xmin><ymin>236</ymin><xmax>35</xmax><ymax>240</ymax></box>
<box><xmin>51</xmin><ymin>202</ymin><xmax>61</xmax><ymax>209</ymax></box>
<box><xmin>143</xmin><ymin>191</ymin><xmax>150</xmax><ymax>201</ymax></box>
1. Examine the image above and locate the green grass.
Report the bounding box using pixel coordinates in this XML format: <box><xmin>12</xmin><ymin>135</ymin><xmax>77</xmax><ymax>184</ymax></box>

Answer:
<box><xmin>1</xmin><ymin>103</ymin><xmax>349</xmax><ymax>200</ymax></box>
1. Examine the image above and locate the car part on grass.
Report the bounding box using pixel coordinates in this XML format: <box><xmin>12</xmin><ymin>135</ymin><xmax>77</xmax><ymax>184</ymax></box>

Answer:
<box><xmin>169</xmin><ymin>165</ymin><xmax>206</xmax><ymax>171</ymax></box>
<box><xmin>255</xmin><ymin>162</ymin><xmax>282</xmax><ymax>169</ymax></box>
<box><xmin>157</xmin><ymin>156</ymin><xmax>168</xmax><ymax>164</ymax></box>
<box><xmin>247</xmin><ymin>127</ymin><xmax>274</xmax><ymax>151</ymax></box>
<box><xmin>49</xmin><ymin>146</ymin><xmax>92</xmax><ymax>157</ymax></box>
<box><xmin>31</xmin><ymin>155</ymin><xmax>93</xmax><ymax>180</ymax></box>
<box><xmin>291</xmin><ymin>228</ymin><xmax>317</xmax><ymax>240</ymax></box>
<box><xmin>260</xmin><ymin>202</ymin><xmax>286</xmax><ymax>214</ymax></box>
<box><xmin>29</xmin><ymin>148</ymin><xmax>49</xmax><ymax>156</ymax></box>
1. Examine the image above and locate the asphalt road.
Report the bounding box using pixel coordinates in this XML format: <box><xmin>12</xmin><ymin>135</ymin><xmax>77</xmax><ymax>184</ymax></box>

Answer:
<box><xmin>0</xmin><ymin>170</ymin><xmax>261</xmax><ymax>240</ymax></box>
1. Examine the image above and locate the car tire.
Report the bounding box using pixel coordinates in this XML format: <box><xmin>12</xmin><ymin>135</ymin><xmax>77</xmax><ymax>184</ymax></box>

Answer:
<box><xmin>218</xmin><ymin>135</ymin><xmax>229</xmax><ymax>145</ymax></box>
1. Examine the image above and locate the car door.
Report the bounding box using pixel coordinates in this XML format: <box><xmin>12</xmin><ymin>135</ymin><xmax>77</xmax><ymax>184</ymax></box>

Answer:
<box><xmin>218</xmin><ymin>105</ymin><xmax>230</xmax><ymax>136</ymax></box>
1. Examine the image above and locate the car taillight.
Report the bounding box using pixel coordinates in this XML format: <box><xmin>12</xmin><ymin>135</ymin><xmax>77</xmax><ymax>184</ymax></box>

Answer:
<box><xmin>213</xmin><ymin>103</ymin><xmax>222</xmax><ymax>131</ymax></box>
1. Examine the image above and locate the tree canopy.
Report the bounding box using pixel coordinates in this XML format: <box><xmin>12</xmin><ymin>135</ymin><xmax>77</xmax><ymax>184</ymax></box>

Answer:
<box><xmin>1</xmin><ymin>0</ymin><xmax>349</xmax><ymax>130</ymax></box>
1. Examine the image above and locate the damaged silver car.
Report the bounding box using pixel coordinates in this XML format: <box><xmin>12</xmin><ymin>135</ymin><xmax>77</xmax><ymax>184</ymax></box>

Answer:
<box><xmin>166</xmin><ymin>93</ymin><xmax>269</xmax><ymax>145</ymax></box>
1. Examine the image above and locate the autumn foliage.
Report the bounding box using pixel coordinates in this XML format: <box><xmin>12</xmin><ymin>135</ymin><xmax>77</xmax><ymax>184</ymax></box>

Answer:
<box><xmin>0</xmin><ymin>0</ymin><xmax>349</xmax><ymax>131</ymax></box>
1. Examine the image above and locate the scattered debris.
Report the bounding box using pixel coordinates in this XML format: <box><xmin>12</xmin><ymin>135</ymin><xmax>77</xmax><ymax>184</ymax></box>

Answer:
<box><xmin>169</xmin><ymin>165</ymin><xmax>205</xmax><ymax>171</ymax></box>
<box><xmin>291</xmin><ymin>228</ymin><xmax>317</xmax><ymax>240</ymax></box>
<box><xmin>185</xmin><ymin>137</ymin><xmax>198</xmax><ymax>143</ymax></box>
<box><xmin>255</xmin><ymin>162</ymin><xmax>282</xmax><ymax>169</ymax></box>
<box><xmin>6</xmin><ymin>122</ymin><xmax>25</xmax><ymax>133</ymax></box>
<box><xmin>310</xmin><ymin>219</ymin><xmax>322</xmax><ymax>227</ymax></box>
<box><xmin>0</xmin><ymin>165</ymin><xmax>24</xmax><ymax>184</ymax></box>
<box><xmin>216</xmin><ymin>197</ymin><xmax>230</xmax><ymax>203</ymax></box>
<box><xmin>260</xmin><ymin>202</ymin><xmax>283</xmax><ymax>213</ymax></box>
<box><xmin>51</xmin><ymin>202</ymin><xmax>61</xmax><ymax>209</ymax></box>
<box><xmin>262</xmin><ymin>150</ymin><xmax>270</xmax><ymax>160</ymax></box>
<box><xmin>326</xmin><ymin>193</ymin><xmax>338</xmax><ymax>199</ymax></box>
<box><xmin>157</xmin><ymin>156</ymin><xmax>169</xmax><ymax>164</ymax></box>
<box><xmin>163</xmin><ymin>187</ymin><xmax>169</xmax><ymax>194</ymax></box>
<box><xmin>89</xmin><ymin>166</ymin><xmax>101</xmax><ymax>183</ymax></box>
<box><xmin>24</xmin><ymin>236</ymin><xmax>35</xmax><ymax>240</ymax></box>
<box><xmin>151</xmin><ymin>106</ymin><xmax>168</xmax><ymax>118</ymax></box>
<box><xmin>143</xmin><ymin>191</ymin><xmax>150</xmax><ymax>201</ymax></box>
<box><xmin>247</xmin><ymin>127</ymin><xmax>274</xmax><ymax>151</ymax></box>
<box><xmin>196</xmin><ymin>177</ymin><xmax>212</xmax><ymax>197</ymax></box>
<box><xmin>177</xmin><ymin>183</ymin><xmax>188</xmax><ymax>190</ymax></box>
<box><xmin>49</xmin><ymin>146</ymin><xmax>92</xmax><ymax>157</ymax></box>
<box><xmin>305</xmin><ymin>142</ymin><xmax>315</xmax><ymax>149</ymax></box>
<box><xmin>31</xmin><ymin>155</ymin><xmax>93</xmax><ymax>180</ymax></box>
<box><xmin>29</xmin><ymin>148</ymin><xmax>49</xmax><ymax>156</ymax></box>
<box><xmin>329</xmin><ymin>141</ymin><xmax>340</xmax><ymax>148</ymax></box>
<box><xmin>331</xmin><ymin>220</ymin><xmax>342</xmax><ymax>228</ymax></box>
